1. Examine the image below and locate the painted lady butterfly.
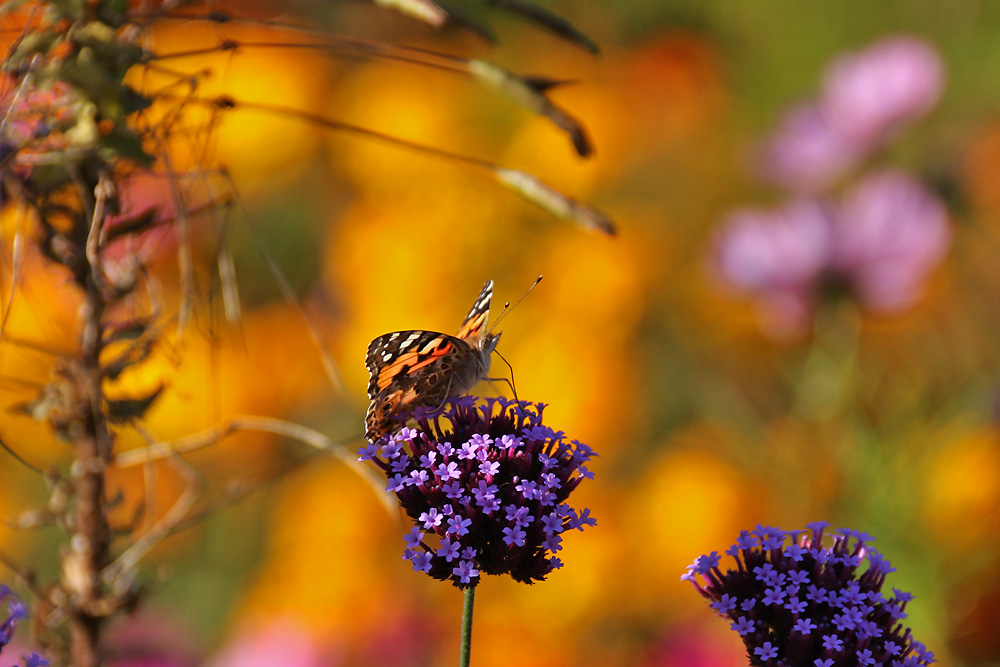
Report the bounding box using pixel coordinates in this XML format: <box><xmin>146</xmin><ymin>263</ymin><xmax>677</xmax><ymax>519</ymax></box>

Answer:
<box><xmin>365</xmin><ymin>280</ymin><xmax>500</xmax><ymax>441</ymax></box>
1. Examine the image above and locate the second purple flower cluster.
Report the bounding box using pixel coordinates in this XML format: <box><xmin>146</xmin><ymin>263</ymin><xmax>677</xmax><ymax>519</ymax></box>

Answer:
<box><xmin>683</xmin><ymin>523</ymin><xmax>935</xmax><ymax>667</ymax></box>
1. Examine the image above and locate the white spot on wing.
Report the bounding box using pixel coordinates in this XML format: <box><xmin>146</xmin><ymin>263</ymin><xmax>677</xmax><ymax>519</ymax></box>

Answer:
<box><xmin>420</xmin><ymin>338</ymin><xmax>443</xmax><ymax>353</ymax></box>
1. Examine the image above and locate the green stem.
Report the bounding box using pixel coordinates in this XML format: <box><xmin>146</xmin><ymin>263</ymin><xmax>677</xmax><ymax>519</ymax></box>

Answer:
<box><xmin>460</xmin><ymin>584</ymin><xmax>476</xmax><ymax>667</ymax></box>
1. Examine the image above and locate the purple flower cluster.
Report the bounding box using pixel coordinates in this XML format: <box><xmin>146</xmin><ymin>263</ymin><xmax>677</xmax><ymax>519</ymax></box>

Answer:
<box><xmin>0</xmin><ymin>586</ymin><xmax>27</xmax><ymax>649</ymax></box>
<box><xmin>682</xmin><ymin>523</ymin><xmax>935</xmax><ymax>667</ymax></box>
<box><xmin>763</xmin><ymin>36</ymin><xmax>944</xmax><ymax>193</ymax></box>
<box><xmin>715</xmin><ymin>169</ymin><xmax>949</xmax><ymax>337</ymax></box>
<box><xmin>0</xmin><ymin>586</ymin><xmax>49</xmax><ymax>667</ymax></box>
<box><xmin>357</xmin><ymin>397</ymin><xmax>597</xmax><ymax>588</ymax></box>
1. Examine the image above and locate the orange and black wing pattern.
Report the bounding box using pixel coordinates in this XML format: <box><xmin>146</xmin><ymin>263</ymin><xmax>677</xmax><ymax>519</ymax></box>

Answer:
<box><xmin>455</xmin><ymin>280</ymin><xmax>493</xmax><ymax>343</ymax></box>
<box><xmin>364</xmin><ymin>280</ymin><xmax>493</xmax><ymax>441</ymax></box>
<box><xmin>364</xmin><ymin>330</ymin><xmax>472</xmax><ymax>440</ymax></box>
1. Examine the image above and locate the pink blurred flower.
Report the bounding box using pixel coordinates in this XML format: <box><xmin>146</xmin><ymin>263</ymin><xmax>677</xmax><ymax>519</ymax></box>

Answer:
<box><xmin>644</xmin><ymin>623</ymin><xmax>747</xmax><ymax>667</ymax></box>
<box><xmin>830</xmin><ymin>170</ymin><xmax>950</xmax><ymax>311</ymax></box>
<box><xmin>107</xmin><ymin>612</ymin><xmax>199</xmax><ymax>667</ymax></box>
<box><xmin>0</xmin><ymin>639</ymin><xmax>44</xmax><ymax>667</ymax></box>
<box><xmin>714</xmin><ymin>170</ymin><xmax>949</xmax><ymax>338</ymax></box>
<box><xmin>715</xmin><ymin>200</ymin><xmax>832</xmax><ymax>294</ymax></box>
<box><xmin>762</xmin><ymin>36</ymin><xmax>944</xmax><ymax>192</ymax></box>
<box><xmin>207</xmin><ymin>621</ymin><xmax>332</xmax><ymax>667</ymax></box>
<box><xmin>715</xmin><ymin>200</ymin><xmax>834</xmax><ymax>337</ymax></box>
<box><xmin>823</xmin><ymin>36</ymin><xmax>944</xmax><ymax>146</ymax></box>
<box><xmin>761</xmin><ymin>104</ymin><xmax>864</xmax><ymax>194</ymax></box>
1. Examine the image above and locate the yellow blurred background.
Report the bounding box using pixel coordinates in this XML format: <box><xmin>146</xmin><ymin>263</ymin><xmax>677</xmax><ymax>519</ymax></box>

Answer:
<box><xmin>3</xmin><ymin>1</ymin><xmax>1000</xmax><ymax>665</ymax></box>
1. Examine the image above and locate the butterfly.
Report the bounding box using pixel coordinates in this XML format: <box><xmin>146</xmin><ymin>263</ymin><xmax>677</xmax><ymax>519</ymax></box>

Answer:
<box><xmin>365</xmin><ymin>280</ymin><xmax>501</xmax><ymax>441</ymax></box>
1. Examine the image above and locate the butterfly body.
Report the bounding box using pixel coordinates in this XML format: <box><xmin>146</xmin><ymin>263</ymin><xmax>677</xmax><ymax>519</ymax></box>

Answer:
<box><xmin>365</xmin><ymin>280</ymin><xmax>499</xmax><ymax>441</ymax></box>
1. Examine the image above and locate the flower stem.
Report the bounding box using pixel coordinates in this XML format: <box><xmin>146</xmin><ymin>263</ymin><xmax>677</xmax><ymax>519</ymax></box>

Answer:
<box><xmin>459</xmin><ymin>584</ymin><xmax>476</xmax><ymax>667</ymax></box>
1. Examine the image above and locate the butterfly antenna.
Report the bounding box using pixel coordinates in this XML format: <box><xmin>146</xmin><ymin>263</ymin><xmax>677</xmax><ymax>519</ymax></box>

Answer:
<box><xmin>488</xmin><ymin>275</ymin><xmax>542</xmax><ymax>334</ymax></box>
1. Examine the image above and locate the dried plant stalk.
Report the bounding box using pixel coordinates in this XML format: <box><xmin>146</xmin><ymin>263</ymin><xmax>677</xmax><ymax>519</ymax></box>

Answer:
<box><xmin>0</xmin><ymin>1</ymin><xmax>608</xmax><ymax>663</ymax></box>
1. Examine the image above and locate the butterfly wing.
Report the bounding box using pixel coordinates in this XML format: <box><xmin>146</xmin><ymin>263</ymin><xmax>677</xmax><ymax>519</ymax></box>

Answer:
<box><xmin>365</xmin><ymin>330</ymin><xmax>475</xmax><ymax>440</ymax></box>
<box><xmin>455</xmin><ymin>279</ymin><xmax>493</xmax><ymax>343</ymax></box>
<box><xmin>364</xmin><ymin>280</ymin><xmax>495</xmax><ymax>440</ymax></box>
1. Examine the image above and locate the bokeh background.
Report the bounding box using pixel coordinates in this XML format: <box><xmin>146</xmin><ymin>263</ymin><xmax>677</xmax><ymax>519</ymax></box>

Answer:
<box><xmin>2</xmin><ymin>1</ymin><xmax>1000</xmax><ymax>665</ymax></box>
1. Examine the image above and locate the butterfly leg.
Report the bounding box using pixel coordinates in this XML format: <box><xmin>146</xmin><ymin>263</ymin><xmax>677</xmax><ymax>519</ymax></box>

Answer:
<box><xmin>485</xmin><ymin>376</ymin><xmax>521</xmax><ymax>406</ymax></box>
<box><xmin>429</xmin><ymin>375</ymin><xmax>457</xmax><ymax>416</ymax></box>
<box><xmin>488</xmin><ymin>349</ymin><xmax>521</xmax><ymax>405</ymax></box>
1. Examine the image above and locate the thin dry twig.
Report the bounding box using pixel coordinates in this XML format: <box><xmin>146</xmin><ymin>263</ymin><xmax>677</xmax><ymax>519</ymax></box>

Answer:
<box><xmin>163</xmin><ymin>450</ymin><xmax>320</xmax><ymax>534</ymax></box>
<box><xmin>102</xmin><ymin>450</ymin><xmax>202</xmax><ymax>596</ymax></box>
<box><xmin>217</xmin><ymin>169</ymin><xmax>348</xmax><ymax>396</ymax></box>
<box><xmin>0</xmin><ymin>200</ymin><xmax>27</xmax><ymax>338</ymax></box>
<box><xmin>159</xmin><ymin>149</ymin><xmax>196</xmax><ymax>336</ymax></box>
<box><xmin>0</xmin><ymin>433</ymin><xmax>47</xmax><ymax>475</ymax></box>
<box><xmin>156</xmin><ymin>94</ymin><xmax>617</xmax><ymax>235</ymax></box>
<box><xmin>112</xmin><ymin>415</ymin><xmax>394</xmax><ymax>515</ymax></box>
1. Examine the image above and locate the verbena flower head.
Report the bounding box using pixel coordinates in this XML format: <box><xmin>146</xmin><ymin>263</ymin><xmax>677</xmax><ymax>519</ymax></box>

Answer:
<box><xmin>357</xmin><ymin>397</ymin><xmax>597</xmax><ymax>588</ymax></box>
<box><xmin>0</xmin><ymin>585</ymin><xmax>48</xmax><ymax>666</ymax></box>
<box><xmin>682</xmin><ymin>523</ymin><xmax>936</xmax><ymax>667</ymax></box>
<box><xmin>763</xmin><ymin>35</ymin><xmax>943</xmax><ymax>193</ymax></box>
<box><xmin>0</xmin><ymin>585</ymin><xmax>27</xmax><ymax>648</ymax></box>
<box><xmin>714</xmin><ymin>169</ymin><xmax>948</xmax><ymax>338</ymax></box>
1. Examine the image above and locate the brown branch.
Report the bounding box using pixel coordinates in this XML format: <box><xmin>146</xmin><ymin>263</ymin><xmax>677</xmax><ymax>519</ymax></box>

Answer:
<box><xmin>66</xmin><ymin>174</ymin><xmax>115</xmax><ymax>667</ymax></box>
